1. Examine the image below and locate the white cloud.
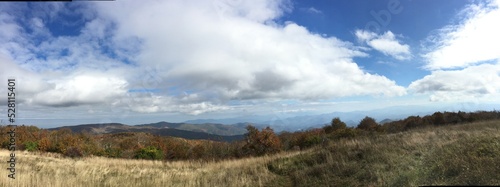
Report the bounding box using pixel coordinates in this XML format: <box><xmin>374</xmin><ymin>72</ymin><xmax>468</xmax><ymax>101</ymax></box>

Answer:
<box><xmin>355</xmin><ymin>30</ymin><xmax>411</xmax><ymax>60</ymax></box>
<box><xmin>211</xmin><ymin>0</ymin><xmax>292</xmax><ymax>23</ymax></box>
<box><xmin>113</xmin><ymin>94</ymin><xmax>231</xmax><ymax>115</ymax></box>
<box><xmin>423</xmin><ymin>0</ymin><xmax>500</xmax><ymax>70</ymax></box>
<box><xmin>0</xmin><ymin>53</ymin><xmax>53</xmax><ymax>104</ymax></box>
<box><xmin>1</xmin><ymin>0</ymin><xmax>406</xmax><ymax>119</ymax></box>
<box><xmin>95</xmin><ymin>0</ymin><xmax>405</xmax><ymax>102</ymax></box>
<box><xmin>31</xmin><ymin>72</ymin><xmax>129</xmax><ymax>107</ymax></box>
<box><xmin>305</xmin><ymin>7</ymin><xmax>322</xmax><ymax>14</ymax></box>
<box><xmin>409</xmin><ymin>62</ymin><xmax>500</xmax><ymax>102</ymax></box>
<box><xmin>0</xmin><ymin>13</ymin><xmax>22</xmax><ymax>41</ymax></box>
<box><xmin>355</xmin><ymin>30</ymin><xmax>377</xmax><ymax>42</ymax></box>
<box><xmin>410</xmin><ymin>0</ymin><xmax>500</xmax><ymax>103</ymax></box>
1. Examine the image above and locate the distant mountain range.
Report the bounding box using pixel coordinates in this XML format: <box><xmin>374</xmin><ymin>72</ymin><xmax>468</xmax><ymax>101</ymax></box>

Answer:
<box><xmin>136</xmin><ymin>121</ymin><xmax>248</xmax><ymax>136</ymax></box>
<box><xmin>49</xmin><ymin>122</ymin><xmax>245</xmax><ymax>142</ymax></box>
<box><xmin>48</xmin><ymin>103</ymin><xmax>500</xmax><ymax>141</ymax></box>
<box><xmin>181</xmin><ymin>106</ymin><xmax>430</xmax><ymax>132</ymax></box>
<box><xmin>182</xmin><ymin>104</ymin><xmax>500</xmax><ymax>132</ymax></box>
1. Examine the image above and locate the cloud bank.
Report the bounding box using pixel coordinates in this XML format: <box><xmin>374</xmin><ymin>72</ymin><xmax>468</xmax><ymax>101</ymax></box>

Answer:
<box><xmin>0</xmin><ymin>0</ymin><xmax>406</xmax><ymax>117</ymax></box>
<box><xmin>423</xmin><ymin>0</ymin><xmax>500</xmax><ymax>70</ymax></box>
<box><xmin>412</xmin><ymin>0</ymin><xmax>500</xmax><ymax>101</ymax></box>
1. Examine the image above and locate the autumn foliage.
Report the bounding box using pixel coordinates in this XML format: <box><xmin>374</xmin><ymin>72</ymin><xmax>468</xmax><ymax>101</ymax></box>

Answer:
<box><xmin>242</xmin><ymin>126</ymin><xmax>281</xmax><ymax>156</ymax></box>
<box><xmin>0</xmin><ymin>110</ymin><xmax>499</xmax><ymax>161</ymax></box>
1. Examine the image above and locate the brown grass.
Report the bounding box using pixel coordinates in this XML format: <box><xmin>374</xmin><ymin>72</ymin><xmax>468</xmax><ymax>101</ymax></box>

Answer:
<box><xmin>1</xmin><ymin>120</ymin><xmax>498</xmax><ymax>187</ymax></box>
<box><xmin>0</xmin><ymin>148</ymin><xmax>305</xmax><ymax>187</ymax></box>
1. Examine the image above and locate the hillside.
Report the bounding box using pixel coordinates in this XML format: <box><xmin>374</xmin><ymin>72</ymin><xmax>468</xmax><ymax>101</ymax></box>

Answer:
<box><xmin>2</xmin><ymin>120</ymin><xmax>498</xmax><ymax>186</ymax></box>
<box><xmin>266</xmin><ymin>120</ymin><xmax>500</xmax><ymax>186</ymax></box>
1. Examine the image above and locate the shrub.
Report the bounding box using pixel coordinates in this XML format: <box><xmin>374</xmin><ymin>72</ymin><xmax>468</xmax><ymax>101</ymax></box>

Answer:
<box><xmin>65</xmin><ymin>146</ymin><xmax>83</xmax><ymax>158</ymax></box>
<box><xmin>357</xmin><ymin>116</ymin><xmax>379</xmax><ymax>131</ymax></box>
<box><xmin>323</xmin><ymin>125</ymin><xmax>334</xmax><ymax>134</ymax></box>
<box><xmin>105</xmin><ymin>147</ymin><xmax>123</xmax><ymax>158</ymax></box>
<box><xmin>331</xmin><ymin>117</ymin><xmax>347</xmax><ymax>131</ymax></box>
<box><xmin>24</xmin><ymin>141</ymin><xmax>39</xmax><ymax>152</ymax></box>
<box><xmin>243</xmin><ymin>125</ymin><xmax>281</xmax><ymax>156</ymax></box>
<box><xmin>135</xmin><ymin>146</ymin><xmax>163</xmax><ymax>160</ymax></box>
<box><xmin>302</xmin><ymin>135</ymin><xmax>322</xmax><ymax>148</ymax></box>
<box><xmin>331</xmin><ymin>128</ymin><xmax>357</xmax><ymax>139</ymax></box>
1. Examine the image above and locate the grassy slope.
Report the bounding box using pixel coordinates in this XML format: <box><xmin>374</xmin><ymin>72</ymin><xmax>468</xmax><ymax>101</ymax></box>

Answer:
<box><xmin>0</xmin><ymin>149</ymin><xmax>305</xmax><ymax>187</ymax></box>
<box><xmin>1</xmin><ymin>120</ymin><xmax>499</xmax><ymax>187</ymax></box>
<box><xmin>267</xmin><ymin>120</ymin><xmax>500</xmax><ymax>186</ymax></box>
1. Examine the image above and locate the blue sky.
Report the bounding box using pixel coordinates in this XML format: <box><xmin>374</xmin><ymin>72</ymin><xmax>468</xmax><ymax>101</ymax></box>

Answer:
<box><xmin>0</xmin><ymin>0</ymin><xmax>499</xmax><ymax>127</ymax></box>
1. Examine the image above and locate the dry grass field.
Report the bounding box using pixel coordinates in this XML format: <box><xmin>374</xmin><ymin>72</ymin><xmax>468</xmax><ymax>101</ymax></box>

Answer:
<box><xmin>0</xmin><ymin>148</ymin><xmax>305</xmax><ymax>187</ymax></box>
<box><xmin>0</xmin><ymin>120</ymin><xmax>499</xmax><ymax>187</ymax></box>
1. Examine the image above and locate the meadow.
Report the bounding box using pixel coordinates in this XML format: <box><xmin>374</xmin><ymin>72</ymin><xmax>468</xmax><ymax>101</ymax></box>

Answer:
<box><xmin>0</xmin><ymin>120</ymin><xmax>498</xmax><ymax>186</ymax></box>
<box><xmin>0</xmin><ymin>148</ymin><xmax>305</xmax><ymax>187</ymax></box>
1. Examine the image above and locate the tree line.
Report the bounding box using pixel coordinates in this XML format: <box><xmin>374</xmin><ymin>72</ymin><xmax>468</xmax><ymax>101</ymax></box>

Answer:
<box><xmin>0</xmin><ymin>110</ymin><xmax>499</xmax><ymax>161</ymax></box>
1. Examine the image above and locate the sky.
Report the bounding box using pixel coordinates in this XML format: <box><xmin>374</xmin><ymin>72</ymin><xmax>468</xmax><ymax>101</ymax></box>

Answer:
<box><xmin>0</xmin><ymin>0</ymin><xmax>500</xmax><ymax>128</ymax></box>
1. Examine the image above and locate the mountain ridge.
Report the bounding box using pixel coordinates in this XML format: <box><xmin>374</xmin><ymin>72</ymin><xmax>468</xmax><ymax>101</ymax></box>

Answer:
<box><xmin>49</xmin><ymin>123</ymin><xmax>244</xmax><ymax>142</ymax></box>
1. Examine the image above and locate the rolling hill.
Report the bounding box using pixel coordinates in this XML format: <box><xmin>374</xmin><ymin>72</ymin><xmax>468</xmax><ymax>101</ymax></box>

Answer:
<box><xmin>49</xmin><ymin>123</ymin><xmax>244</xmax><ymax>142</ymax></box>
<box><xmin>137</xmin><ymin>121</ymin><xmax>248</xmax><ymax>136</ymax></box>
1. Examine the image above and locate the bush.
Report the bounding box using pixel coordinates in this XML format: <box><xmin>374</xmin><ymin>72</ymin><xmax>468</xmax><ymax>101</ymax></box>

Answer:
<box><xmin>105</xmin><ymin>147</ymin><xmax>123</xmax><ymax>158</ymax></box>
<box><xmin>324</xmin><ymin>118</ymin><xmax>347</xmax><ymax>134</ymax></box>
<box><xmin>323</xmin><ymin>125</ymin><xmax>334</xmax><ymax>134</ymax></box>
<box><xmin>302</xmin><ymin>135</ymin><xmax>322</xmax><ymax>148</ymax></box>
<box><xmin>331</xmin><ymin>117</ymin><xmax>347</xmax><ymax>131</ymax></box>
<box><xmin>357</xmin><ymin>116</ymin><xmax>379</xmax><ymax>131</ymax></box>
<box><xmin>65</xmin><ymin>146</ymin><xmax>83</xmax><ymax>158</ymax></box>
<box><xmin>243</xmin><ymin>126</ymin><xmax>281</xmax><ymax>156</ymax></box>
<box><xmin>135</xmin><ymin>146</ymin><xmax>163</xmax><ymax>160</ymax></box>
<box><xmin>24</xmin><ymin>141</ymin><xmax>39</xmax><ymax>152</ymax></box>
<box><xmin>331</xmin><ymin>128</ymin><xmax>357</xmax><ymax>139</ymax></box>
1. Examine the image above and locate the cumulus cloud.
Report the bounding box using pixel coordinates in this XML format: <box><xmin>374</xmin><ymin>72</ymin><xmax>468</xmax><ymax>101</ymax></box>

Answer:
<box><xmin>112</xmin><ymin>94</ymin><xmax>231</xmax><ymax>115</ymax></box>
<box><xmin>355</xmin><ymin>30</ymin><xmax>411</xmax><ymax>60</ymax></box>
<box><xmin>423</xmin><ymin>0</ymin><xmax>500</xmax><ymax>70</ymax></box>
<box><xmin>409</xmin><ymin>62</ymin><xmax>500</xmax><ymax>101</ymax></box>
<box><xmin>211</xmin><ymin>0</ymin><xmax>292</xmax><ymax>23</ymax></box>
<box><xmin>0</xmin><ymin>53</ymin><xmax>53</xmax><ymax>104</ymax></box>
<box><xmin>31</xmin><ymin>72</ymin><xmax>128</xmax><ymax>107</ymax></box>
<box><xmin>1</xmin><ymin>0</ymin><xmax>406</xmax><ymax>118</ymax></box>
<box><xmin>96</xmin><ymin>0</ymin><xmax>405</xmax><ymax>101</ymax></box>
<box><xmin>411</xmin><ymin>0</ymin><xmax>500</xmax><ymax>102</ymax></box>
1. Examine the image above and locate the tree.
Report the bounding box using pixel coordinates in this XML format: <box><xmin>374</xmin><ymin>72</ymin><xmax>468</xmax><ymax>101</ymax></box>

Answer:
<box><xmin>259</xmin><ymin>127</ymin><xmax>282</xmax><ymax>154</ymax></box>
<box><xmin>38</xmin><ymin>137</ymin><xmax>51</xmax><ymax>152</ymax></box>
<box><xmin>403</xmin><ymin>116</ymin><xmax>422</xmax><ymax>130</ymax></box>
<box><xmin>357</xmin><ymin>116</ymin><xmax>379</xmax><ymax>131</ymax></box>
<box><xmin>431</xmin><ymin>112</ymin><xmax>445</xmax><ymax>125</ymax></box>
<box><xmin>331</xmin><ymin>117</ymin><xmax>347</xmax><ymax>131</ymax></box>
<box><xmin>324</xmin><ymin>117</ymin><xmax>347</xmax><ymax>134</ymax></box>
<box><xmin>48</xmin><ymin>128</ymin><xmax>75</xmax><ymax>153</ymax></box>
<box><xmin>243</xmin><ymin>125</ymin><xmax>281</xmax><ymax>156</ymax></box>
